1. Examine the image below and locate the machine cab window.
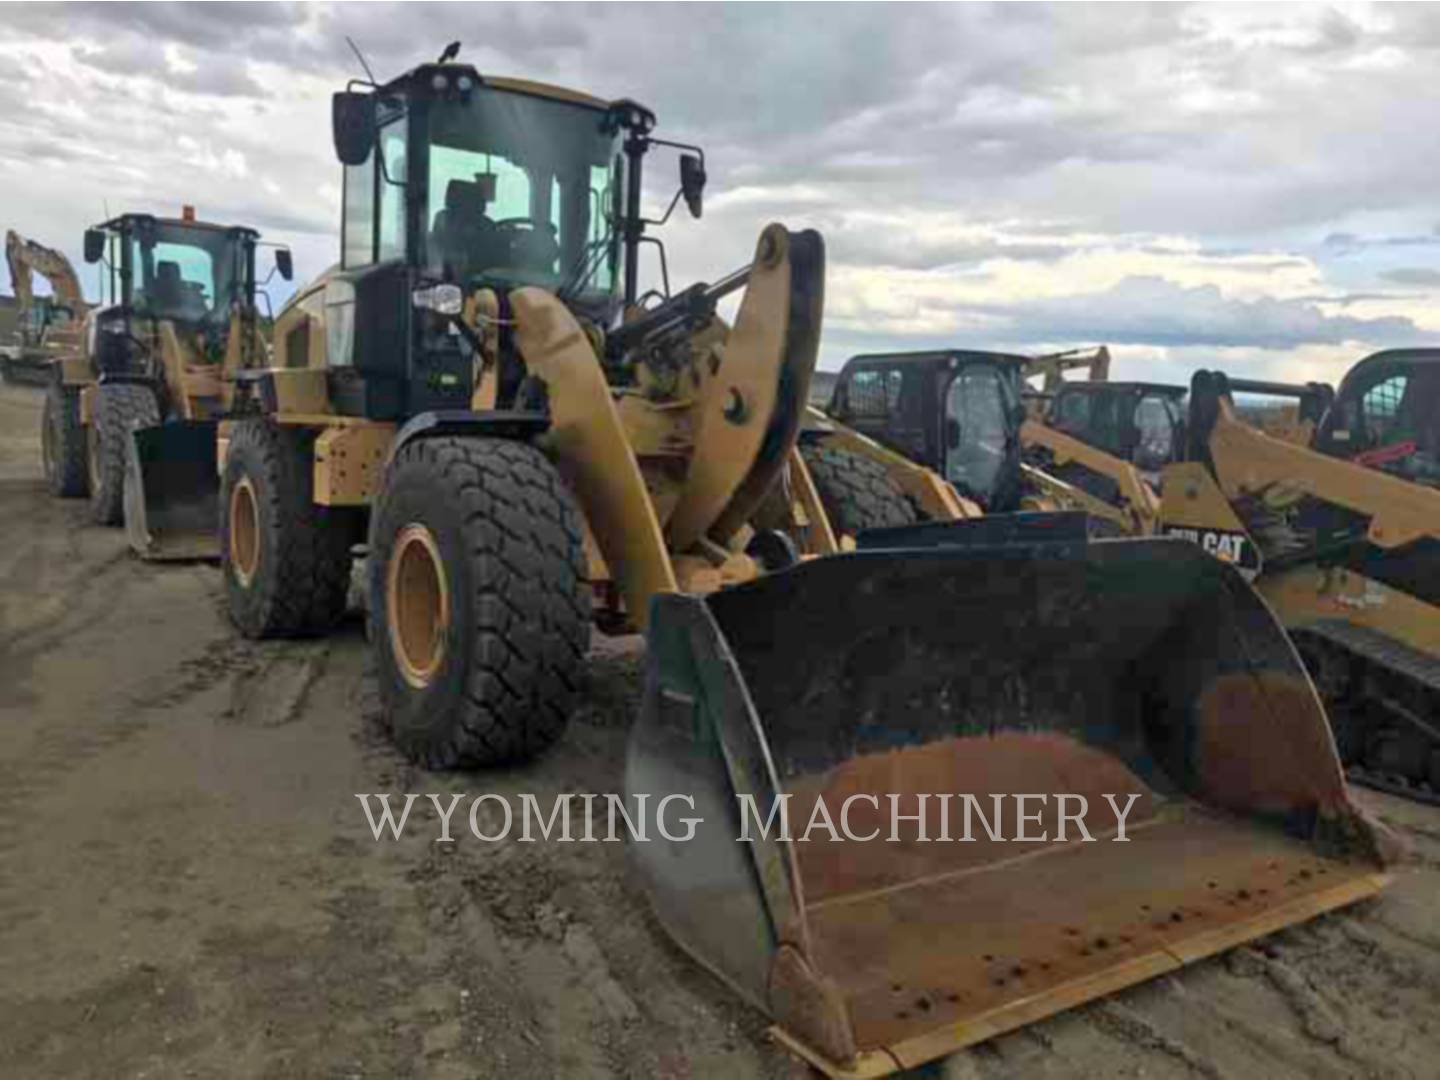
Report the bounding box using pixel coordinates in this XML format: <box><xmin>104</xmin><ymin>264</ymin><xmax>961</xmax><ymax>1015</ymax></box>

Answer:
<box><xmin>118</xmin><ymin>219</ymin><xmax>253</xmax><ymax>328</ymax></box>
<box><xmin>1360</xmin><ymin>374</ymin><xmax>1408</xmax><ymax>445</ymax></box>
<box><xmin>421</xmin><ymin>85</ymin><xmax>624</xmax><ymax>306</ymax></box>
<box><xmin>942</xmin><ymin>363</ymin><xmax>1015</xmax><ymax>506</ymax></box>
<box><xmin>1133</xmin><ymin>393</ymin><xmax>1181</xmax><ymax>472</ymax></box>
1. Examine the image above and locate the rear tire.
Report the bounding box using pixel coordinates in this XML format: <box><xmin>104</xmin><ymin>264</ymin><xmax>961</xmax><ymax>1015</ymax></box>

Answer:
<box><xmin>221</xmin><ymin>418</ymin><xmax>358</xmax><ymax>637</ymax></box>
<box><xmin>42</xmin><ymin>380</ymin><xmax>88</xmax><ymax>498</ymax></box>
<box><xmin>368</xmin><ymin>436</ymin><xmax>589</xmax><ymax>768</ymax></box>
<box><xmin>799</xmin><ymin>441</ymin><xmax>917</xmax><ymax>539</ymax></box>
<box><xmin>88</xmin><ymin>383</ymin><xmax>159</xmax><ymax>525</ymax></box>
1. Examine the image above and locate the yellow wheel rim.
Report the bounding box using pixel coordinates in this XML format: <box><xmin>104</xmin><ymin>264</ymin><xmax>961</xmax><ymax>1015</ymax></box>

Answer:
<box><xmin>386</xmin><ymin>523</ymin><xmax>450</xmax><ymax>689</ymax></box>
<box><xmin>229</xmin><ymin>477</ymin><xmax>260</xmax><ymax>587</ymax></box>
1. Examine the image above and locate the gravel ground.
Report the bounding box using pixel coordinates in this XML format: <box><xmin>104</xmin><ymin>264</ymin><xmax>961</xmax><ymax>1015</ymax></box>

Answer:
<box><xmin>2</xmin><ymin>378</ymin><xmax>1438</xmax><ymax>1080</ymax></box>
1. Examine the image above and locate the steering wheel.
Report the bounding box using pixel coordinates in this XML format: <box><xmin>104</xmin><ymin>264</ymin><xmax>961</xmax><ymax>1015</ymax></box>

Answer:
<box><xmin>494</xmin><ymin>217</ymin><xmax>541</xmax><ymax>233</ymax></box>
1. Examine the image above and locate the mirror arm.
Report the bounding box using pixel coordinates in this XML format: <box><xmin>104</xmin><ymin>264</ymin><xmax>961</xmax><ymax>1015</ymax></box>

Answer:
<box><xmin>642</xmin><ymin>188</ymin><xmax>685</xmax><ymax>230</ymax></box>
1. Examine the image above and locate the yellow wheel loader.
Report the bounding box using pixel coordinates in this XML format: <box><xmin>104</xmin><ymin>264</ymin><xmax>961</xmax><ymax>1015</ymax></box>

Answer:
<box><xmin>40</xmin><ymin>211</ymin><xmax>287</xmax><ymax>555</ymax></box>
<box><xmin>3</xmin><ymin>230</ymin><xmax>86</xmax><ymax>387</ymax></box>
<box><xmin>203</xmin><ymin>49</ymin><xmax>1389</xmax><ymax>1078</ymax></box>
<box><xmin>1161</xmin><ymin>370</ymin><xmax>1440</xmax><ymax>803</ymax></box>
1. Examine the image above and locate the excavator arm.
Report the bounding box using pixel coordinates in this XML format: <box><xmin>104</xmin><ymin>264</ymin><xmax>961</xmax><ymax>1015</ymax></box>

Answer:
<box><xmin>5</xmin><ymin>230</ymin><xmax>84</xmax><ymax>321</ymax></box>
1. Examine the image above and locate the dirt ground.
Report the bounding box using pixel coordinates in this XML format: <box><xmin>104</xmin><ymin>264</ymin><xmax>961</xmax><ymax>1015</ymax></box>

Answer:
<box><xmin>1</xmin><ymin>377</ymin><xmax>1439</xmax><ymax>1080</ymax></box>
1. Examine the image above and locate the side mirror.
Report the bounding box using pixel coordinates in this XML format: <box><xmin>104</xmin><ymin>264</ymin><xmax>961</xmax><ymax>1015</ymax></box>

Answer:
<box><xmin>680</xmin><ymin>153</ymin><xmax>705</xmax><ymax>219</ymax></box>
<box><xmin>275</xmin><ymin>248</ymin><xmax>293</xmax><ymax>282</ymax></box>
<box><xmin>945</xmin><ymin>417</ymin><xmax>962</xmax><ymax>449</ymax></box>
<box><xmin>83</xmin><ymin>229</ymin><xmax>106</xmax><ymax>264</ymax></box>
<box><xmin>332</xmin><ymin>91</ymin><xmax>376</xmax><ymax>166</ymax></box>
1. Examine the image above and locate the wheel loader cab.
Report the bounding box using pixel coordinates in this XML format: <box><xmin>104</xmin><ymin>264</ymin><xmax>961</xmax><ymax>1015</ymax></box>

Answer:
<box><xmin>84</xmin><ymin>215</ymin><xmax>260</xmax><ymax>352</ymax></box>
<box><xmin>325</xmin><ymin>64</ymin><xmax>674</xmax><ymax>419</ymax></box>
<box><xmin>827</xmin><ymin>350</ymin><xmax>1027</xmax><ymax>510</ymax></box>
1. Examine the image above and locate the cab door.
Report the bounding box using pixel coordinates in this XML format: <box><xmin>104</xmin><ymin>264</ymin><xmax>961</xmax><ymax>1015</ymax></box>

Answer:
<box><xmin>942</xmin><ymin>363</ymin><xmax>1020</xmax><ymax>509</ymax></box>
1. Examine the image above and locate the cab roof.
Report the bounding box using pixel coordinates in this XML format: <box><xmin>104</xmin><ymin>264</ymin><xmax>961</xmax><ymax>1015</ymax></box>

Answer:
<box><xmin>91</xmin><ymin>213</ymin><xmax>259</xmax><ymax>240</ymax></box>
<box><xmin>842</xmin><ymin>348</ymin><xmax>1032</xmax><ymax>371</ymax></box>
<box><xmin>379</xmin><ymin>62</ymin><xmax>635</xmax><ymax>116</ymax></box>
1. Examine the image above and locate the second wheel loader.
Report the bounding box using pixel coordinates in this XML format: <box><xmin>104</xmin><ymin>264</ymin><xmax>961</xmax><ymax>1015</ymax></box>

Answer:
<box><xmin>39</xmin><ymin>209</ymin><xmax>288</xmax><ymax>555</ymax></box>
<box><xmin>140</xmin><ymin>49</ymin><xmax>1395</xmax><ymax>1079</ymax></box>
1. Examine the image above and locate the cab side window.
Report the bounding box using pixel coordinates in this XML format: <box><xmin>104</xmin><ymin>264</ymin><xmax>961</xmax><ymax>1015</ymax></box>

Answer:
<box><xmin>844</xmin><ymin>367</ymin><xmax>903</xmax><ymax>419</ymax></box>
<box><xmin>342</xmin><ymin>146</ymin><xmax>376</xmax><ymax>270</ymax></box>
<box><xmin>1133</xmin><ymin>395</ymin><xmax>1178</xmax><ymax>470</ymax></box>
<box><xmin>1361</xmin><ymin>375</ymin><xmax>1407</xmax><ymax>444</ymax></box>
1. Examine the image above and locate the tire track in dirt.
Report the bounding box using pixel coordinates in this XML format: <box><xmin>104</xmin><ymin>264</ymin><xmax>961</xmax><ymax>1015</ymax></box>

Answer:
<box><xmin>1090</xmin><ymin>1000</ymin><xmax>1228</xmax><ymax>1079</ymax></box>
<box><xmin>0</xmin><ymin>623</ymin><xmax>332</xmax><ymax>932</ymax></box>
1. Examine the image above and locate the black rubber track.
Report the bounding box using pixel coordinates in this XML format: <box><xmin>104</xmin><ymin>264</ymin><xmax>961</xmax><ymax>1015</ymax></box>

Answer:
<box><xmin>221</xmin><ymin>418</ymin><xmax>359</xmax><ymax>638</ymax></box>
<box><xmin>90</xmin><ymin>382</ymin><xmax>159</xmax><ymax>525</ymax></box>
<box><xmin>368</xmin><ymin>436</ymin><xmax>590</xmax><ymax>769</ymax></box>
<box><xmin>42</xmin><ymin>379</ymin><xmax>88</xmax><ymax>498</ymax></box>
<box><xmin>799</xmin><ymin>441</ymin><xmax>918</xmax><ymax>538</ymax></box>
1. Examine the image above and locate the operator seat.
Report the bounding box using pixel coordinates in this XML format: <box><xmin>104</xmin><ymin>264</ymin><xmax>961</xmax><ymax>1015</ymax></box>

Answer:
<box><xmin>430</xmin><ymin>179</ymin><xmax>503</xmax><ymax>279</ymax></box>
<box><xmin>153</xmin><ymin>260</ymin><xmax>185</xmax><ymax>311</ymax></box>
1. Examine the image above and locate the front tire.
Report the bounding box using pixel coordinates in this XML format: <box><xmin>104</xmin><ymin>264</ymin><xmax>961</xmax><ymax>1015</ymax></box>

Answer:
<box><xmin>88</xmin><ymin>383</ymin><xmax>159</xmax><ymax>525</ymax></box>
<box><xmin>42</xmin><ymin>380</ymin><xmax>88</xmax><ymax>498</ymax></box>
<box><xmin>221</xmin><ymin>418</ymin><xmax>358</xmax><ymax>637</ymax></box>
<box><xmin>368</xmin><ymin>436</ymin><xmax>590</xmax><ymax>768</ymax></box>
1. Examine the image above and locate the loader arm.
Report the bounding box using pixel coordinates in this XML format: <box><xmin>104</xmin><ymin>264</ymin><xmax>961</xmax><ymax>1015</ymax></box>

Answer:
<box><xmin>1021</xmin><ymin>418</ymin><xmax>1159</xmax><ymax>534</ymax></box>
<box><xmin>1207</xmin><ymin>396</ymin><xmax>1440</xmax><ymax>550</ymax></box>
<box><xmin>1026</xmin><ymin>345</ymin><xmax>1111</xmax><ymax>394</ymax></box>
<box><xmin>512</xmin><ymin>224</ymin><xmax>825</xmax><ymax>628</ymax></box>
<box><xmin>667</xmin><ymin>225</ymin><xmax>825</xmax><ymax>549</ymax></box>
<box><xmin>1018</xmin><ymin>460</ymin><xmax>1140</xmax><ymax>535</ymax></box>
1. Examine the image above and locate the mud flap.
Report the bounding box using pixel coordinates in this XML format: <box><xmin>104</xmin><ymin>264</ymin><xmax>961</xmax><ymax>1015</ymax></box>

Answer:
<box><xmin>627</xmin><ymin>532</ymin><xmax>1394</xmax><ymax>1077</ymax></box>
<box><xmin>125</xmin><ymin>421</ymin><xmax>219</xmax><ymax>561</ymax></box>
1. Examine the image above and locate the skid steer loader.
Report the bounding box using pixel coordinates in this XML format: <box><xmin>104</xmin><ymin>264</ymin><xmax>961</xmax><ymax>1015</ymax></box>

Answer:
<box><xmin>209</xmin><ymin>51</ymin><xmax>1389</xmax><ymax>1077</ymax></box>
<box><xmin>1021</xmin><ymin>377</ymin><xmax>1189</xmax><ymax>534</ymax></box>
<box><xmin>40</xmin><ymin>209</ymin><xmax>288</xmax><ymax>556</ymax></box>
<box><xmin>1161</xmin><ymin>370</ymin><xmax>1440</xmax><ymax>803</ymax></box>
<box><xmin>803</xmin><ymin>349</ymin><xmax>1150</xmax><ymax>537</ymax></box>
<box><xmin>1314</xmin><ymin>348</ymin><xmax>1439</xmax><ymax>487</ymax></box>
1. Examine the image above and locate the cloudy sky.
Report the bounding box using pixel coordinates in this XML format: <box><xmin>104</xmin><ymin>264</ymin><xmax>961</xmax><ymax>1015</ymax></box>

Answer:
<box><xmin>4</xmin><ymin>1</ymin><xmax>1440</xmax><ymax>380</ymax></box>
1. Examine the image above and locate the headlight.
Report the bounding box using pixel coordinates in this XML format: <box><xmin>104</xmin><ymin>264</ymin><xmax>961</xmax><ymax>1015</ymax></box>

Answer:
<box><xmin>431</xmin><ymin>74</ymin><xmax>449</xmax><ymax>92</ymax></box>
<box><xmin>412</xmin><ymin>284</ymin><xmax>463</xmax><ymax>316</ymax></box>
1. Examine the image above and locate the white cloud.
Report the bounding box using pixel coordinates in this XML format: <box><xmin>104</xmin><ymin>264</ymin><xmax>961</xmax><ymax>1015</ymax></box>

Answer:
<box><xmin>0</xmin><ymin>1</ymin><xmax>1438</xmax><ymax>385</ymax></box>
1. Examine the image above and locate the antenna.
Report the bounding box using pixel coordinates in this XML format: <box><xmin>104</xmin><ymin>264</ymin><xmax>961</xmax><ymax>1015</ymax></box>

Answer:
<box><xmin>346</xmin><ymin>36</ymin><xmax>378</xmax><ymax>84</ymax></box>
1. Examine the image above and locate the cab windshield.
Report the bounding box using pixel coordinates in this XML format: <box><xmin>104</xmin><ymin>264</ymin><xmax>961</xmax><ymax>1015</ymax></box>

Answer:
<box><xmin>128</xmin><ymin>222</ymin><xmax>244</xmax><ymax>324</ymax></box>
<box><xmin>423</xmin><ymin>88</ymin><xmax>624</xmax><ymax>302</ymax></box>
